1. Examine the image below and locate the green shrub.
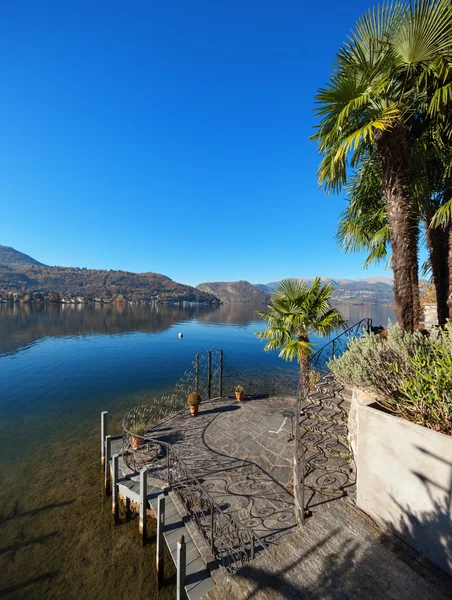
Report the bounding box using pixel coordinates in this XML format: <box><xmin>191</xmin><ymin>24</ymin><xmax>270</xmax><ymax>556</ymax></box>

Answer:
<box><xmin>329</xmin><ymin>323</ymin><xmax>452</xmax><ymax>435</ymax></box>
<box><xmin>394</xmin><ymin>341</ymin><xmax>452</xmax><ymax>434</ymax></box>
<box><xmin>130</xmin><ymin>423</ymin><xmax>147</xmax><ymax>436</ymax></box>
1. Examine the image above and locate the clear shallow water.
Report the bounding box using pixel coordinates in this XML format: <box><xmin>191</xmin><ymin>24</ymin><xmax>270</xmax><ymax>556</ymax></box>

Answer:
<box><xmin>0</xmin><ymin>302</ymin><xmax>395</xmax><ymax>599</ymax></box>
<box><xmin>0</xmin><ymin>303</ymin><xmax>394</xmax><ymax>445</ymax></box>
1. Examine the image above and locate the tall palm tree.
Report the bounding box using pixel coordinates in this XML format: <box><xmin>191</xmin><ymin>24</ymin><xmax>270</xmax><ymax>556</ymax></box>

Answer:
<box><xmin>255</xmin><ymin>278</ymin><xmax>345</xmax><ymax>394</ymax></box>
<box><xmin>312</xmin><ymin>0</ymin><xmax>452</xmax><ymax>331</ymax></box>
<box><xmin>255</xmin><ymin>278</ymin><xmax>345</xmax><ymax>525</ymax></box>
<box><xmin>337</xmin><ymin>154</ymin><xmax>391</xmax><ymax>269</ymax></box>
<box><xmin>338</xmin><ymin>124</ymin><xmax>452</xmax><ymax>325</ymax></box>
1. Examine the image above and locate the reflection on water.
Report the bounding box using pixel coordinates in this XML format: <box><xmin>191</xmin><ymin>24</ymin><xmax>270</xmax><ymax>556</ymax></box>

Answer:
<box><xmin>0</xmin><ymin>301</ymin><xmax>394</xmax><ymax>358</ymax></box>
<box><xmin>0</xmin><ymin>301</ymin><xmax>395</xmax><ymax>599</ymax></box>
<box><xmin>0</xmin><ymin>301</ymin><xmax>395</xmax><ymax>451</ymax></box>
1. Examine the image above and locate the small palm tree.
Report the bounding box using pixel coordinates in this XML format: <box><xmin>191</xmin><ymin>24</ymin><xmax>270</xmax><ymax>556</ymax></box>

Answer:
<box><xmin>255</xmin><ymin>278</ymin><xmax>345</xmax><ymax>395</ymax></box>
<box><xmin>256</xmin><ymin>277</ymin><xmax>345</xmax><ymax>525</ymax></box>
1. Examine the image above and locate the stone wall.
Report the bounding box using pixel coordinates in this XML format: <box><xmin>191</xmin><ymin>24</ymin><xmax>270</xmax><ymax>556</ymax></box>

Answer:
<box><xmin>347</xmin><ymin>388</ymin><xmax>375</xmax><ymax>463</ymax></box>
<box><xmin>423</xmin><ymin>303</ymin><xmax>438</xmax><ymax>328</ymax></box>
<box><xmin>355</xmin><ymin>397</ymin><xmax>452</xmax><ymax>576</ymax></box>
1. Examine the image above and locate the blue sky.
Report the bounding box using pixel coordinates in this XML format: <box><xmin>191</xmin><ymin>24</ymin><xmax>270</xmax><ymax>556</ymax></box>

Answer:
<box><xmin>0</xmin><ymin>0</ymin><xmax>404</xmax><ymax>286</ymax></box>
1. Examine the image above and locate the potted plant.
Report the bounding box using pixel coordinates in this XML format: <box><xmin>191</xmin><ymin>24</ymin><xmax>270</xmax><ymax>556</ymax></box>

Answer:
<box><xmin>235</xmin><ymin>385</ymin><xmax>244</xmax><ymax>401</ymax></box>
<box><xmin>129</xmin><ymin>423</ymin><xmax>147</xmax><ymax>449</ymax></box>
<box><xmin>187</xmin><ymin>392</ymin><xmax>201</xmax><ymax>416</ymax></box>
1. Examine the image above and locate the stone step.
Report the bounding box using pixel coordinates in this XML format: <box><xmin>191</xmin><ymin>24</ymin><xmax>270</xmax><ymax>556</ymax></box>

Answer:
<box><xmin>301</xmin><ymin>404</ymin><xmax>345</xmax><ymax>424</ymax></box>
<box><xmin>300</xmin><ymin>431</ymin><xmax>351</xmax><ymax>458</ymax></box>
<box><xmin>300</xmin><ymin>419</ymin><xmax>349</xmax><ymax>439</ymax></box>
<box><xmin>304</xmin><ymin>467</ymin><xmax>355</xmax><ymax>495</ymax></box>
<box><xmin>307</xmin><ymin>453</ymin><xmax>354</xmax><ymax>474</ymax></box>
<box><xmin>315</xmin><ymin>380</ymin><xmax>344</xmax><ymax>396</ymax></box>
<box><xmin>304</xmin><ymin>393</ymin><xmax>348</xmax><ymax>409</ymax></box>
<box><xmin>110</xmin><ymin>444</ymin><xmax>215</xmax><ymax>600</ymax></box>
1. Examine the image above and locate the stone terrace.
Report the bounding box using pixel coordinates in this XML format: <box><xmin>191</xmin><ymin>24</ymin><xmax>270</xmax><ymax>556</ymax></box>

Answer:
<box><xmin>124</xmin><ymin>383</ymin><xmax>452</xmax><ymax>599</ymax></box>
<box><xmin>139</xmin><ymin>384</ymin><xmax>355</xmax><ymax>548</ymax></box>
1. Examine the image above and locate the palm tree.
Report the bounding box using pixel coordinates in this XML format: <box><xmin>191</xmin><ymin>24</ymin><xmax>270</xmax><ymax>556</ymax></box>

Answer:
<box><xmin>255</xmin><ymin>278</ymin><xmax>345</xmax><ymax>395</ymax></box>
<box><xmin>337</xmin><ymin>154</ymin><xmax>391</xmax><ymax>269</ymax></box>
<box><xmin>255</xmin><ymin>278</ymin><xmax>345</xmax><ymax>525</ymax></box>
<box><xmin>312</xmin><ymin>0</ymin><xmax>452</xmax><ymax>331</ymax></box>
<box><xmin>337</xmin><ymin>125</ymin><xmax>452</xmax><ymax>325</ymax></box>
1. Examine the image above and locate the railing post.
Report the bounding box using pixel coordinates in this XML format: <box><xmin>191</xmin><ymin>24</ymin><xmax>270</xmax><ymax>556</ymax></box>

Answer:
<box><xmin>139</xmin><ymin>467</ymin><xmax>147</xmax><ymax>544</ymax></box>
<box><xmin>167</xmin><ymin>447</ymin><xmax>171</xmax><ymax>486</ymax></box>
<box><xmin>112</xmin><ymin>453</ymin><xmax>119</xmax><ymax>523</ymax></box>
<box><xmin>210</xmin><ymin>502</ymin><xmax>215</xmax><ymax>554</ymax></box>
<box><xmin>156</xmin><ymin>494</ymin><xmax>165</xmax><ymax>585</ymax></box>
<box><xmin>104</xmin><ymin>435</ymin><xmax>111</xmax><ymax>493</ymax></box>
<box><xmin>177</xmin><ymin>535</ymin><xmax>186</xmax><ymax>600</ymax></box>
<box><xmin>207</xmin><ymin>349</ymin><xmax>212</xmax><ymax>399</ymax></box>
<box><xmin>101</xmin><ymin>411</ymin><xmax>108</xmax><ymax>466</ymax></box>
<box><xmin>250</xmin><ymin>534</ymin><xmax>255</xmax><ymax>561</ymax></box>
<box><xmin>219</xmin><ymin>350</ymin><xmax>223</xmax><ymax>397</ymax></box>
<box><xmin>195</xmin><ymin>353</ymin><xmax>199</xmax><ymax>393</ymax></box>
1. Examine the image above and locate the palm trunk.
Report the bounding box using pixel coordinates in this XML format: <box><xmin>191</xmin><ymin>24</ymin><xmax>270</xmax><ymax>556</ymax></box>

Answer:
<box><xmin>293</xmin><ymin>334</ymin><xmax>310</xmax><ymax>526</ymax></box>
<box><xmin>427</xmin><ymin>224</ymin><xmax>450</xmax><ymax>326</ymax></box>
<box><xmin>411</xmin><ymin>219</ymin><xmax>421</xmax><ymax>326</ymax></box>
<box><xmin>377</xmin><ymin>125</ymin><xmax>418</xmax><ymax>332</ymax></box>
<box><xmin>449</xmin><ymin>224</ymin><xmax>452</xmax><ymax>320</ymax></box>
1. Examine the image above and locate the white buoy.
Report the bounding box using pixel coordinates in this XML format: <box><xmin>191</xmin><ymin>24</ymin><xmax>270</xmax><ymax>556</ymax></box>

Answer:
<box><xmin>178</xmin><ymin>333</ymin><xmax>183</xmax><ymax>339</ymax></box>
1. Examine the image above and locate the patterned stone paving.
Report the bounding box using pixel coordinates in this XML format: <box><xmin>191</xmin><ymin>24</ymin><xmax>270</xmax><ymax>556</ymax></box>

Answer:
<box><xmin>147</xmin><ymin>397</ymin><xmax>297</xmax><ymax>545</ymax></box>
<box><xmin>138</xmin><ymin>378</ymin><xmax>356</xmax><ymax>549</ymax></box>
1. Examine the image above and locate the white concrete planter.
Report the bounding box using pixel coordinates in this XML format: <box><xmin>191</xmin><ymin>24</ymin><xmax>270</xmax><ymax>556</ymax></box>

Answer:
<box><xmin>352</xmin><ymin>389</ymin><xmax>452</xmax><ymax>576</ymax></box>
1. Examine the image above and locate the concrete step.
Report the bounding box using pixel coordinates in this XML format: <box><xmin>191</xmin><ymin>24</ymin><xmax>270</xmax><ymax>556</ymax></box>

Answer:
<box><xmin>160</xmin><ymin>495</ymin><xmax>215</xmax><ymax>600</ymax></box>
<box><xmin>301</xmin><ymin>404</ymin><xmax>345</xmax><ymax>424</ymax></box>
<box><xmin>300</xmin><ymin>420</ymin><xmax>349</xmax><ymax>440</ymax></box>
<box><xmin>305</xmin><ymin>392</ymin><xmax>349</xmax><ymax>409</ymax></box>
<box><xmin>110</xmin><ymin>443</ymin><xmax>215</xmax><ymax>600</ymax></box>
<box><xmin>301</xmin><ymin>431</ymin><xmax>351</xmax><ymax>458</ymax></box>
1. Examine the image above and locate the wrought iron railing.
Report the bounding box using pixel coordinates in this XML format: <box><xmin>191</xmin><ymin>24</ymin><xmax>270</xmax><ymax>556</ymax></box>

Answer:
<box><xmin>311</xmin><ymin>318</ymin><xmax>373</xmax><ymax>374</ymax></box>
<box><xmin>167</xmin><ymin>444</ymin><xmax>267</xmax><ymax>572</ymax></box>
<box><xmin>122</xmin><ymin>349</ymin><xmax>301</xmax><ymax>461</ymax></box>
<box><xmin>121</xmin><ymin>417</ymin><xmax>267</xmax><ymax>572</ymax></box>
<box><xmin>121</xmin><ymin>326</ymin><xmax>370</xmax><ymax>572</ymax></box>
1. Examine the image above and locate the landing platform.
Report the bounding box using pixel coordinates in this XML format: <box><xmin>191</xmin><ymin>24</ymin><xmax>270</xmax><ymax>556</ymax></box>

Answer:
<box><xmin>204</xmin><ymin>500</ymin><xmax>452</xmax><ymax>600</ymax></box>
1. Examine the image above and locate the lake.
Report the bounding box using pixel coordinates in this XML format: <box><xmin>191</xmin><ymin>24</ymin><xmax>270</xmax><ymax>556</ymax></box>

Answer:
<box><xmin>0</xmin><ymin>302</ymin><xmax>395</xmax><ymax>599</ymax></box>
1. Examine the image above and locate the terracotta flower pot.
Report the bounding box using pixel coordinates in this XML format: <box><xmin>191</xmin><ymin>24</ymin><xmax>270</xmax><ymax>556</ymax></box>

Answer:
<box><xmin>235</xmin><ymin>392</ymin><xmax>244</xmax><ymax>401</ymax></box>
<box><xmin>131</xmin><ymin>436</ymin><xmax>144</xmax><ymax>449</ymax></box>
<box><xmin>189</xmin><ymin>405</ymin><xmax>199</xmax><ymax>416</ymax></box>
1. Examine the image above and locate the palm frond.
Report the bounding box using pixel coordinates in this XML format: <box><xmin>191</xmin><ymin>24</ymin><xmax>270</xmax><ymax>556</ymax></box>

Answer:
<box><xmin>255</xmin><ymin>279</ymin><xmax>344</xmax><ymax>366</ymax></box>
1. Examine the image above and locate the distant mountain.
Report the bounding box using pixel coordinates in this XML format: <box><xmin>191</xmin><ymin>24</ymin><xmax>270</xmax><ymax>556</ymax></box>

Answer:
<box><xmin>257</xmin><ymin>277</ymin><xmax>396</xmax><ymax>305</ymax></box>
<box><xmin>0</xmin><ymin>246</ymin><xmax>219</xmax><ymax>304</ymax></box>
<box><xmin>257</xmin><ymin>277</ymin><xmax>394</xmax><ymax>293</ymax></box>
<box><xmin>196</xmin><ymin>281</ymin><xmax>271</xmax><ymax>304</ymax></box>
<box><xmin>0</xmin><ymin>245</ymin><xmax>46</xmax><ymax>269</ymax></box>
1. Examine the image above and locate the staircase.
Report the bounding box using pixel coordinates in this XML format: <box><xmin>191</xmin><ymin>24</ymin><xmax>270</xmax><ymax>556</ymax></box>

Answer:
<box><xmin>300</xmin><ymin>375</ymin><xmax>356</xmax><ymax>506</ymax></box>
<box><xmin>109</xmin><ymin>437</ymin><xmax>215</xmax><ymax>600</ymax></box>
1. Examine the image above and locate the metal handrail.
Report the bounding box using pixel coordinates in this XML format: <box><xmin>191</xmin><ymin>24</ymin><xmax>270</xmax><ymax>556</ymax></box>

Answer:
<box><xmin>123</xmin><ymin>409</ymin><xmax>268</xmax><ymax>572</ymax></box>
<box><xmin>167</xmin><ymin>443</ymin><xmax>268</xmax><ymax>571</ymax></box>
<box><xmin>121</xmin><ymin>350</ymin><xmax>270</xmax><ymax>572</ymax></box>
<box><xmin>311</xmin><ymin>317</ymin><xmax>373</xmax><ymax>373</ymax></box>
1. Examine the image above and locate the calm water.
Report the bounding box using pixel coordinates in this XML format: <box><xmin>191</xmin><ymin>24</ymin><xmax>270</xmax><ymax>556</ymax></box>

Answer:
<box><xmin>0</xmin><ymin>302</ymin><xmax>395</xmax><ymax>599</ymax></box>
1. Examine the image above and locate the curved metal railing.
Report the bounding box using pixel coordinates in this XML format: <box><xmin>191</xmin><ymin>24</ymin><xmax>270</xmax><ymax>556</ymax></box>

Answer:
<box><xmin>122</xmin><ymin>349</ymin><xmax>301</xmax><ymax>459</ymax></box>
<box><xmin>121</xmin><ymin>349</ymin><xmax>273</xmax><ymax>572</ymax></box>
<box><xmin>168</xmin><ymin>440</ymin><xmax>267</xmax><ymax>572</ymax></box>
<box><xmin>122</xmin><ymin>414</ymin><xmax>268</xmax><ymax>571</ymax></box>
<box><xmin>311</xmin><ymin>318</ymin><xmax>373</xmax><ymax>374</ymax></box>
<box><xmin>120</xmin><ymin>325</ymin><xmax>371</xmax><ymax>572</ymax></box>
